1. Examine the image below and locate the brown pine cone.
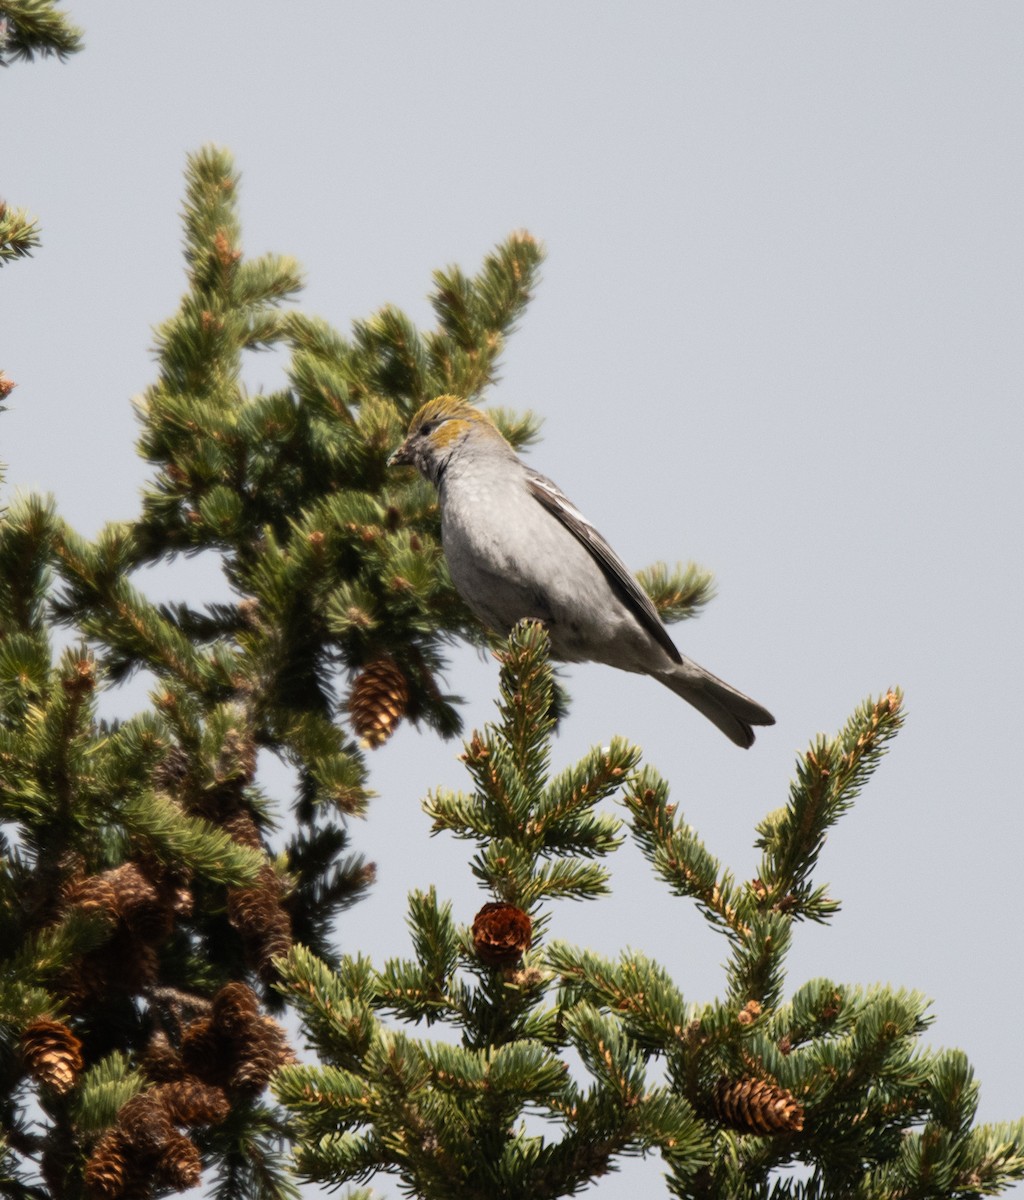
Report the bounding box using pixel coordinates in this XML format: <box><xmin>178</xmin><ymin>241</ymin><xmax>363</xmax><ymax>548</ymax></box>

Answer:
<box><xmin>116</xmin><ymin>1092</ymin><xmax>174</xmax><ymax>1153</ymax></box>
<box><xmin>21</xmin><ymin>1018</ymin><xmax>83</xmax><ymax>1093</ymax></box>
<box><xmin>212</xmin><ymin>981</ymin><xmax>260</xmax><ymax>1034</ymax></box>
<box><xmin>180</xmin><ymin>987</ymin><xmax>292</xmax><ymax>1097</ymax></box>
<box><xmin>157</xmin><ymin>1132</ymin><xmax>202</xmax><ymax>1190</ymax></box>
<box><xmin>107</xmin><ymin>863</ymin><xmax>171</xmax><ymax>943</ymax></box>
<box><xmin>255</xmin><ymin>908</ymin><xmax>293</xmax><ymax>979</ymax></box>
<box><xmin>180</xmin><ymin>1017</ymin><xmax>231</xmax><ymax>1088</ymax></box>
<box><xmin>83</xmin><ymin>1130</ymin><xmax>129</xmax><ymax>1199</ymax></box>
<box><xmin>221</xmin><ymin>808</ymin><xmax>263</xmax><ymax>848</ymax></box>
<box><xmin>227</xmin><ymin>865</ymin><xmax>293</xmax><ymax>978</ymax></box>
<box><xmin>140</xmin><ymin>1033</ymin><xmax>184</xmax><ymax>1083</ymax></box>
<box><xmin>349</xmin><ymin>657</ymin><xmax>410</xmax><ymax>748</ymax></box>
<box><xmin>472</xmin><ymin>902</ymin><xmax>533</xmax><ymax>966</ymax></box>
<box><xmin>63</xmin><ymin>874</ymin><xmax>120</xmax><ymax>921</ymax></box>
<box><xmin>160</xmin><ymin>1078</ymin><xmax>230</xmax><ymax>1126</ymax></box>
<box><xmin>230</xmin><ymin>1015</ymin><xmax>294</xmax><ymax>1093</ymax></box>
<box><xmin>712</xmin><ymin>1075</ymin><xmax>804</xmax><ymax>1134</ymax></box>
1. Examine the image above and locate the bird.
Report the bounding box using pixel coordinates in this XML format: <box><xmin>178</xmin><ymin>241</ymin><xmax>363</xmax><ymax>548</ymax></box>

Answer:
<box><xmin>389</xmin><ymin>395</ymin><xmax>774</xmax><ymax>747</ymax></box>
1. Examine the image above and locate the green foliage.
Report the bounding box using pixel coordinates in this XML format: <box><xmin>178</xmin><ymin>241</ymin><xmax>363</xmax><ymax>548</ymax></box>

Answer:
<box><xmin>0</xmin><ymin>203</ymin><xmax>42</xmax><ymax>265</ymax></box>
<box><xmin>0</xmin><ymin>145</ymin><xmax>557</xmax><ymax>1199</ymax></box>
<box><xmin>0</xmin><ymin>1</ymin><xmax>82</xmax><ymax>274</ymax></box>
<box><xmin>635</xmin><ymin>562</ymin><xmax>715</xmax><ymax>625</ymax></box>
<box><xmin>278</xmin><ymin>627</ymin><xmax>1024</xmax><ymax>1199</ymax></box>
<box><xmin>71</xmin><ymin>1054</ymin><xmax>146</xmax><ymax>1133</ymax></box>
<box><xmin>276</xmin><ymin>624</ymin><xmax>705</xmax><ymax>1198</ymax></box>
<box><xmin>5</xmin><ymin>132</ymin><xmax>1021</xmax><ymax>1200</ymax></box>
<box><xmin>0</xmin><ymin>0</ymin><xmax>83</xmax><ymax>64</ymax></box>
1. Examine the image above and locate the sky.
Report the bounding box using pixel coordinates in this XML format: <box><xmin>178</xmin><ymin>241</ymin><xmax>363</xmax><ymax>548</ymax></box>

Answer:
<box><xmin>4</xmin><ymin>3</ymin><xmax>1024</xmax><ymax>1196</ymax></box>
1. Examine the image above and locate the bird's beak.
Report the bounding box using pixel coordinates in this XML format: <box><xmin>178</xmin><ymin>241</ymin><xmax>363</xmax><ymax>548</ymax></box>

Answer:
<box><xmin>388</xmin><ymin>439</ymin><xmax>412</xmax><ymax>468</ymax></box>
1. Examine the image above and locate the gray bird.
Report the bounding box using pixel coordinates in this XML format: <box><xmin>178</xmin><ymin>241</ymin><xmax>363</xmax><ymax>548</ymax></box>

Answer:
<box><xmin>390</xmin><ymin>395</ymin><xmax>774</xmax><ymax>747</ymax></box>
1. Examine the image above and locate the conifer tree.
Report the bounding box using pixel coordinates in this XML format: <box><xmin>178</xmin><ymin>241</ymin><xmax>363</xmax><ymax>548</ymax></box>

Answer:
<box><xmin>276</xmin><ymin>623</ymin><xmax>1024</xmax><ymax>1199</ymax></box>
<box><xmin>0</xmin><ymin>146</ymin><xmax>563</xmax><ymax>1199</ymax></box>
<box><xmin>3</xmin><ymin>134</ymin><xmax>1023</xmax><ymax>1200</ymax></box>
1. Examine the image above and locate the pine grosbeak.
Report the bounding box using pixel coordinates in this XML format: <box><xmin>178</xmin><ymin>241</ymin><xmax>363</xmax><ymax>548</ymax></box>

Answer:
<box><xmin>390</xmin><ymin>396</ymin><xmax>774</xmax><ymax>746</ymax></box>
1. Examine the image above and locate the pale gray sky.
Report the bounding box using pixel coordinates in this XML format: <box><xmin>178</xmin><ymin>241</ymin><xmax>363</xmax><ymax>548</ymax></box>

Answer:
<box><xmin>4</xmin><ymin>4</ymin><xmax>1023</xmax><ymax>1196</ymax></box>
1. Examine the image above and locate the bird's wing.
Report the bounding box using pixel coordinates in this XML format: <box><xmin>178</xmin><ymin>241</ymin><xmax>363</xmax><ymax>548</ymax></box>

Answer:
<box><xmin>526</xmin><ymin>470</ymin><xmax>682</xmax><ymax>665</ymax></box>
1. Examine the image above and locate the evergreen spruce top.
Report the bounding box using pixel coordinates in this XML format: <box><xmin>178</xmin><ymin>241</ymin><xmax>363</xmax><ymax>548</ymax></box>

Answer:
<box><xmin>2</xmin><ymin>138</ymin><xmax>1022</xmax><ymax>1200</ymax></box>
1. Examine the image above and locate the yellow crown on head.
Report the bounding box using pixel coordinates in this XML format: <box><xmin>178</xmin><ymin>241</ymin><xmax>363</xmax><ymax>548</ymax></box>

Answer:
<box><xmin>405</xmin><ymin>395</ymin><xmax>497</xmax><ymax>447</ymax></box>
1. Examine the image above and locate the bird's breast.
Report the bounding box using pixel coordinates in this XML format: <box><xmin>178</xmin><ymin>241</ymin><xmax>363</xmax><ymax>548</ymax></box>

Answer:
<box><xmin>437</xmin><ymin>466</ymin><xmax>647</xmax><ymax>664</ymax></box>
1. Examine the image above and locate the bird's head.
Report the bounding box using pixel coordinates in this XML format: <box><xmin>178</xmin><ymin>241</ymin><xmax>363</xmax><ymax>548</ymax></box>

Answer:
<box><xmin>388</xmin><ymin>395</ymin><xmax>506</xmax><ymax>485</ymax></box>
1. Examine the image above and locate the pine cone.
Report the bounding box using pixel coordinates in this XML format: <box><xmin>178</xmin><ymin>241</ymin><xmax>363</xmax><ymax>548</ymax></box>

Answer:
<box><xmin>712</xmin><ymin>1076</ymin><xmax>804</xmax><ymax>1134</ymax></box>
<box><xmin>227</xmin><ymin>864</ymin><xmax>293</xmax><ymax>978</ymax></box>
<box><xmin>221</xmin><ymin>808</ymin><xmax>263</xmax><ymax>849</ymax></box>
<box><xmin>84</xmin><ymin>1130</ymin><xmax>129</xmax><ymax>1199</ymax></box>
<box><xmin>472</xmin><ymin>902</ymin><xmax>533</xmax><ymax>966</ymax></box>
<box><xmin>180</xmin><ymin>1017</ymin><xmax>231</xmax><ymax>1087</ymax></box>
<box><xmin>160</xmin><ymin>1078</ymin><xmax>230</xmax><ymax>1126</ymax></box>
<box><xmin>227</xmin><ymin>879</ymin><xmax>278</xmax><ymax>937</ymax></box>
<box><xmin>141</xmin><ymin>1034</ymin><xmax>184</xmax><ymax>1083</ymax></box>
<box><xmin>255</xmin><ymin>908</ymin><xmax>293</xmax><ymax>979</ymax></box>
<box><xmin>63</xmin><ymin>874</ymin><xmax>120</xmax><ymax>921</ymax></box>
<box><xmin>349</xmin><ymin>657</ymin><xmax>410</xmax><ymax>747</ymax></box>
<box><xmin>230</xmin><ymin>1015</ymin><xmax>294</xmax><ymax>1093</ymax></box>
<box><xmin>117</xmin><ymin>1092</ymin><xmax>174</xmax><ymax>1153</ymax></box>
<box><xmin>21</xmin><ymin>1018</ymin><xmax>83</xmax><ymax>1093</ymax></box>
<box><xmin>152</xmin><ymin>744</ymin><xmax>191</xmax><ymax>797</ymax></box>
<box><xmin>212</xmin><ymin>981</ymin><xmax>260</xmax><ymax>1034</ymax></box>
<box><xmin>107</xmin><ymin>862</ymin><xmax>172</xmax><ymax>942</ymax></box>
<box><xmin>180</xmin><ymin>987</ymin><xmax>292</xmax><ymax>1097</ymax></box>
<box><xmin>157</xmin><ymin>1132</ymin><xmax>202</xmax><ymax>1190</ymax></box>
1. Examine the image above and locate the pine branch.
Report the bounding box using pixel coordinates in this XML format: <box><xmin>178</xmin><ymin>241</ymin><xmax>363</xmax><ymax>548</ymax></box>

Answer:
<box><xmin>635</xmin><ymin>561</ymin><xmax>716</xmax><ymax>625</ymax></box>
<box><xmin>7</xmin><ymin>133</ymin><xmax>1020</xmax><ymax>1200</ymax></box>
<box><xmin>117</xmin><ymin>792</ymin><xmax>263</xmax><ymax>887</ymax></box>
<box><xmin>624</xmin><ymin>768</ymin><xmax>747</xmax><ymax>938</ymax></box>
<box><xmin>0</xmin><ymin>0</ymin><xmax>83</xmax><ymax>63</ymax></box>
<box><xmin>752</xmin><ymin>691</ymin><xmax>904</xmax><ymax>918</ymax></box>
<box><xmin>0</xmin><ymin>202</ymin><xmax>42</xmax><ymax>264</ymax></box>
<box><xmin>71</xmin><ymin>1053</ymin><xmax>146</xmax><ymax>1133</ymax></box>
<box><xmin>548</xmin><ymin>944</ymin><xmax>691</xmax><ymax>1052</ymax></box>
<box><xmin>426</xmin><ymin>232</ymin><xmax>543</xmax><ymax>400</ymax></box>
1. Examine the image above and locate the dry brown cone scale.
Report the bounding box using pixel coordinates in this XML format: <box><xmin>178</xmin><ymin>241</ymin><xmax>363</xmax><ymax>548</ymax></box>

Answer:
<box><xmin>712</xmin><ymin>1075</ymin><xmax>805</xmax><ymax>1135</ymax></box>
<box><xmin>349</xmin><ymin>656</ymin><xmax>410</xmax><ymax>747</ymax></box>
<box><xmin>157</xmin><ymin>1133</ymin><xmax>203</xmax><ymax>1191</ymax></box>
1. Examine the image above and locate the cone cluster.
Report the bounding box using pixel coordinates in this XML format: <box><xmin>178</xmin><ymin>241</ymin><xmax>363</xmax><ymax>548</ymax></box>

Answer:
<box><xmin>84</xmin><ymin>982</ymin><xmax>291</xmax><ymax>1198</ymax></box>
<box><xmin>349</xmin><ymin>656</ymin><xmax>410</xmax><ymax>747</ymax></box>
<box><xmin>179</xmin><ymin>981</ymin><xmax>294</xmax><ymax>1094</ymax></box>
<box><xmin>61</xmin><ymin>859</ymin><xmax>193</xmax><ymax>1003</ymax></box>
<box><xmin>163</xmin><ymin>729</ymin><xmax>294</xmax><ymax>981</ymax></box>
<box><xmin>84</xmin><ymin>1084</ymin><xmax>219</xmax><ymax>1199</ymax></box>
<box><xmin>158</xmin><ymin>728</ymin><xmax>293</xmax><ymax>982</ymax></box>
<box><xmin>712</xmin><ymin>1075</ymin><xmax>805</xmax><ymax>1135</ymax></box>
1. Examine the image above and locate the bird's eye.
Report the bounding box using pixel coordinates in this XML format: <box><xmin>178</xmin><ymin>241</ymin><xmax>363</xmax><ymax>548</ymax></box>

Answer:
<box><xmin>420</xmin><ymin>421</ymin><xmax>435</xmax><ymax>436</ymax></box>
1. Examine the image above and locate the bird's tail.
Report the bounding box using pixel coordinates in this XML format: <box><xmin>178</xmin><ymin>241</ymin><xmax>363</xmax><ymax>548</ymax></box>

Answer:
<box><xmin>655</xmin><ymin>659</ymin><xmax>775</xmax><ymax>748</ymax></box>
